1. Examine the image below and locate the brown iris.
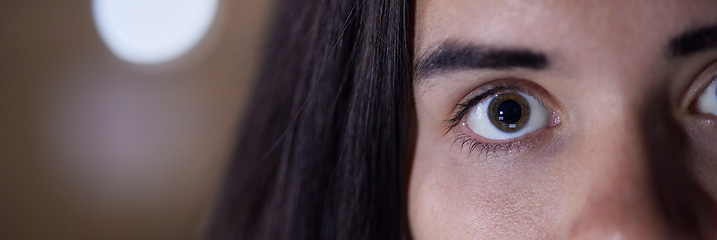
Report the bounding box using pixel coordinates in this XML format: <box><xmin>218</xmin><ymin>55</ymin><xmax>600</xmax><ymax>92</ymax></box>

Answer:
<box><xmin>488</xmin><ymin>93</ymin><xmax>530</xmax><ymax>132</ymax></box>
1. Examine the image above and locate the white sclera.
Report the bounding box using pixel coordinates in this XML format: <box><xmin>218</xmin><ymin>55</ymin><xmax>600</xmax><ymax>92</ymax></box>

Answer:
<box><xmin>466</xmin><ymin>92</ymin><xmax>548</xmax><ymax>140</ymax></box>
<box><xmin>697</xmin><ymin>80</ymin><xmax>717</xmax><ymax>115</ymax></box>
<box><xmin>92</xmin><ymin>0</ymin><xmax>219</xmax><ymax>64</ymax></box>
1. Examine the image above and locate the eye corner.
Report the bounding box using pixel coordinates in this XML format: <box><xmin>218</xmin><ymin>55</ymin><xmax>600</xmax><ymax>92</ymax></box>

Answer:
<box><xmin>686</xmin><ymin>78</ymin><xmax>717</xmax><ymax>116</ymax></box>
<box><xmin>681</xmin><ymin>61</ymin><xmax>717</xmax><ymax>116</ymax></box>
<box><xmin>547</xmin><ymin>111</ymin><xmax>562</xmax><ymax>128</ymax></box>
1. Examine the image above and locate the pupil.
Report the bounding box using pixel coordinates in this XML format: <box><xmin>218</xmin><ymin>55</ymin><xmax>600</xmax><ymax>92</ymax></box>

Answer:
<box><xmin>497</xmin><ymin>100</ymin><xmax>522</xmax><ymax>124</ymax></box>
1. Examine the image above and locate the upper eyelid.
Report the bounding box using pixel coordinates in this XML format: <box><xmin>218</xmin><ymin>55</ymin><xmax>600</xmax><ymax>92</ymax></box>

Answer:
<box><xmin>690</xmin><ymin>75</ymin><xmax>717</xmax><ymax>112</ymax></box>
<box><xmin>446</xmin><ymin>83</ymin><xmax>533</xmax><ymax>133</ymax></box>
<box><xmin>681</xmin><ymin>61</ymin><xmax>717</xmax><ymax>111</ymax></box>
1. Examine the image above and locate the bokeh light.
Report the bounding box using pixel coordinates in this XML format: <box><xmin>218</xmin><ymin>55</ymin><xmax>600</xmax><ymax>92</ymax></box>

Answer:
<box><xmin>92</xmin><ymin>0</ymin><xmax>219</xmax><ymax>64</ymax></box>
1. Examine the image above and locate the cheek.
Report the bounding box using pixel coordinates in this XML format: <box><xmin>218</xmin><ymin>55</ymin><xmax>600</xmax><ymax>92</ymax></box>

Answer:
<box><xmin>687</xmin><ymin>121</ymin><xmax>717</xmax><ymax>200</ymax></box>
<box><xmin>408</xmin><ymin>131</ymin><xmax>567</xmax><ymax>239</ymax></box>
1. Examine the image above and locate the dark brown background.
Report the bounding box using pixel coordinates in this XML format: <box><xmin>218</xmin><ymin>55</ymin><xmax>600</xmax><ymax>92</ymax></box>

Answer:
<box><xmin>0</xmin><ymin>0</ymin><xmax>273</xmax><ymax>239</ymax></box>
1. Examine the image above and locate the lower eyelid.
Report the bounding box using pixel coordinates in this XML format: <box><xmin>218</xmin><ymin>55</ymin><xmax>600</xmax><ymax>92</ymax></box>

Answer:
<box><xmin>453</xmin><ymin>123</ymin><xmax>545</xmax><ymax>157</ymax></box>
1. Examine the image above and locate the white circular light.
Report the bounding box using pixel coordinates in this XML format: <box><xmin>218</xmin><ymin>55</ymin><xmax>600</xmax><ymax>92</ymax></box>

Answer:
<box><xmin>92</xmin><ymin>0</ymin><xmax>219</xmax><ymax>64</ymax></box>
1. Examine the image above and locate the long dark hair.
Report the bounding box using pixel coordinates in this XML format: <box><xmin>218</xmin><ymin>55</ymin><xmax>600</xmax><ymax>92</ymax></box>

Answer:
<box><xmin>207</xmin><ymin>0</ymin><xmax>414</xmax><ymax>238</ymax></box>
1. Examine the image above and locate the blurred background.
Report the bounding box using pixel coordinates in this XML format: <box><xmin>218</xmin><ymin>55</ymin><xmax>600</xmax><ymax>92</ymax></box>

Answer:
<box><xmin>1</xmin><ymin>0</ymin><xmax>274</xmax><ymax>239</ymax></box>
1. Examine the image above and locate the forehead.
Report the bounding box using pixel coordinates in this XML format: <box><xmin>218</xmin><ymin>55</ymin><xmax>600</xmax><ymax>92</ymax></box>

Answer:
<box><xmin>415</xmin><ymin>0</ymin><xmax>717</xmax><ymax>57</ymax></box>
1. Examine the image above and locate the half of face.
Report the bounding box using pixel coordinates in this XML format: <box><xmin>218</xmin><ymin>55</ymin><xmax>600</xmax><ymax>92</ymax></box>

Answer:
<box><xmin>410</xmin><ymin>0</ymin><xmax>717</xmax><ymax>239</ymax></box>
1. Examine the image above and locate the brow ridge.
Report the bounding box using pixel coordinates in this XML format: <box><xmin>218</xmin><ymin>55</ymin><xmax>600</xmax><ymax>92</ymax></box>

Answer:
<box><xmin>414</xmin><ymin>42</ymin><xmax>549</xmax><ymax>81</ymax></box>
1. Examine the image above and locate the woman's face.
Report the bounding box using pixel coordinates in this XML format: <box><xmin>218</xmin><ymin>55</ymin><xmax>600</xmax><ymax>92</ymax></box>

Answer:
<box><xmin>409</xmin><ymin>0</ymin><xmax>717</xmax><ymax>238</ymax></box>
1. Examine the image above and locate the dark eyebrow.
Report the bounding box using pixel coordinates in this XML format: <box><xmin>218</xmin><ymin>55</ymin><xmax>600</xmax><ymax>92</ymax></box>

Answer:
<box><xmin>414</xmin><ymin>42</ymin><xmax>549</xmax><ymax>81</ymax></box>
<box><xmin>669</xmin><ymin>24</ymin><xmax>717</xmax><ymax>57</ymax></box>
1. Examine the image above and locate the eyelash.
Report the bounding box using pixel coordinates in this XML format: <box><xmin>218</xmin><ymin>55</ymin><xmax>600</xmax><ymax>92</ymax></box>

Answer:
<box><xmin>452</xmin><ymin>133</ymin><xmax>534</xmax><ymax>157</ymax></box>
<box><xmin>446</xmin><ymin>85</ymin><xmax>522</xmax><ymax>132</ymax></box>
<box><xmin>446</xmin><ymin>83</ymin><xmax>542</xmax><ymax>156</ymax></box>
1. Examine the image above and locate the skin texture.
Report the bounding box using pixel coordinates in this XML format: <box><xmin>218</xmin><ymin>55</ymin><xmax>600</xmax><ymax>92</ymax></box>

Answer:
<box><xmin>409</xmin><ymin>0</ymin><xmax>717</xmax><ymax>239</ymax></box>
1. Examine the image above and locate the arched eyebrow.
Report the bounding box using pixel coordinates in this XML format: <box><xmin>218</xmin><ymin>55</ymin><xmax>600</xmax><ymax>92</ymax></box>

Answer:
<box><xmin>669</xmin><ymin>23</ymin><xmax>717</xmax><ymax>58</ymax></box>
<box><xmin>413</xmin><ymin>42</ymin><xmax>549</xmax><ymax>81</ymax></box>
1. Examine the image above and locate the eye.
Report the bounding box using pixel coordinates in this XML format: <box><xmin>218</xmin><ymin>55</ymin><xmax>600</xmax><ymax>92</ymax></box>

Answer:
<box><xmin>695</xmin><ymin>79</ymin><xmax>717</xmax><ymax>116</ymax></box>
<box><xmin>465</xmin><ymin>92</ymin><xmax>549</xmax><ymax>140</ymax></box>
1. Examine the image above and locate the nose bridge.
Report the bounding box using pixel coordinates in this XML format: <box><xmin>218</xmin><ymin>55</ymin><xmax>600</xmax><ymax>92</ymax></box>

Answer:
<box><xmin>568</xmin><ymin>100</ymin><xmax>668</xmax><ymax>239</ymax></box>
<box><xmin>637</xmin><ymin>94</ymin><xmax>716</xmax><ymax>238</ymax></box>
<box><xmin>569</xmin><ymin>91</ymin><xmax>713</xmax><ymax>239</ymax></box>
